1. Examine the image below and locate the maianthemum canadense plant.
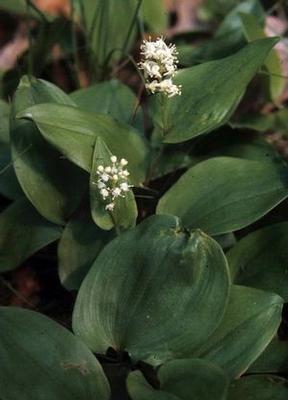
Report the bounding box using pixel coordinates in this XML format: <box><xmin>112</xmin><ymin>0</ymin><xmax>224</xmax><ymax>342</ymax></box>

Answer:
<box><xmin>1</xmin><ymin>0</ymin><xmax>288</xmax><ymax>399</ymax></box>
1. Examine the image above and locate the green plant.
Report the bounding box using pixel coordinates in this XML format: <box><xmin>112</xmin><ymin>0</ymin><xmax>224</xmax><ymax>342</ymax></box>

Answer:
<box><xmin>1</xmin><ymin>0</ymin><xmax>288</xmax><ymax>399</ymax></box>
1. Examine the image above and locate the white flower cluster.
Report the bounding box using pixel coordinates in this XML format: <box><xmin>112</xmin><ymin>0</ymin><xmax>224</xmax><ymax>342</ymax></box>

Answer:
<box><xmin>139</xmin><ymin>37</ymin><xmax>181</xmax><ymax>98</ymax></box>
<box><xmin>95</xmin><ymin>156</ymin><xmax>132</xmax><ymax>212</ymax></box>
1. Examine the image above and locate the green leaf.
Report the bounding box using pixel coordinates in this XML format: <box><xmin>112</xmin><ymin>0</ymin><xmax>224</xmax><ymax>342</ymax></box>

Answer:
<box><xmin>72</xmin><ymin>215</ymin><xmax>230</xmax><ymax>364</ymax></box>
<box><xmin>230</xmin><ymin>108</ymin><xmax>288</xmax><ymax>133</ymax></box>
<box><xmin>197</xmin><ymin>285</ymin><xmax>283</xmax><ymax>378</ymax></box>
<box><xmin>228</xmin><ymin>375</ymin><xmax>288</xmax><ymax>400</ymax></box>
<box><xmin>227</xmin><ymin>222</ymin><xmax>288</xmax><ymax>301</ymax></box>
<box><xmin>70</xmin><ymin>79</ymin><xmax>144</xmax><ymax>132</ymax></box>
<box><xmin>249</xmin><ymin>338</ymin><xmax>288</xmax><ymax>374</ymax></box>
<box><xmin>0</xmin><ymin>143</ymin><xmax>23</xmax><ymax>200</ymax></box>
<box><xmin>0</xmin><ymin>307</ymin><xmax>110</xmax><ymax>400</ymax></box>
<box><xmin>128</xmin><ymin>359</ymin><xmax>228</xmax><ymax>400</ymax></box>
<box><xmin>140</xmin><ymin>0</ymin><xmax>168</xmax><ymax>33</ymax></box>
<box><xmin>75</xmin><ymin>0</ymin><xmax>138</xmax><ymax>67</ymax></box>
<box><xmin>240</xmin><ymin>13</ymin><xmax>285</xmax><ymax>101</ymax></box>
<box><xmin>157</xmin><ymin>157</ymin><xmax>288</xmax><ymax>236</ymax></box>
<box><xmin>11</xmin><ymin>76</ymin><xmax>87</xmax><ymax>225</ymax></box>
<box><xmin>159</xmin><ymin>359</ymin><xmax>229</xmax><ymax>400</ymax></box>
<box><xmin>58</xmin><ymin>204</ymin><xmax>113</xmax><ymax>290</ymax></box>
<box><xmin>0</xmin><ymin>198</ymin><xmax>62</xmax><ymax>272</ymax></box>
<box><xmin>153</xmin><ymin>38</ymin><xmax>278</xmax><ymax>144</ymax></box>
<box><xmin>128</xmin><ymin>371</ymin><xmax>178</xmax><ymax>400</ymax></box>
<box><xmin>18</xmin><ymin>103</ymin><xmax>148</xmax><ymax>185</ymax></box>
<box><xmin>0</xmin><ymin>100</ymin><xmax>10</xmax><ymax>143</ymax></box>
<box><xmin>179</xmin><ymin>0</ymin><xmax>265</xmax><ymax>65</ymax></box>
<box><xmin>90</xmin><ymin>137</ymin><xmax>138</xmax><ymax>230</ymax></box>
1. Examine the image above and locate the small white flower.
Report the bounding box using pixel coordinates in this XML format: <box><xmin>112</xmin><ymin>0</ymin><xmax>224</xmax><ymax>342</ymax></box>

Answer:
<box><xmin>97</xmin><ymin>181</ymin><xmax>106</xmax><ymax>189</ymax></box>
<box><xmin>97</xmin><ymin>165</ymin><xmax>104</xmax><ymax>172</ymax></box>
<box><xmin>105</xmin><ymin>166</ymin><xmax>112</xmax><ymax>173</ymax></box>
<box><xmin>100</xmin><ymin>188</ymin><xmax>109</xmax><ymax>199</ymax></box>
<box><xmin>120</xmin><ymin>182</ymin><xmax>129</xmax><ymax>192</ymax></box>
<box><xmin>111</xmin><ymin>156</ymin><xmax>117</xmax><ymax>163</ymax></box>
<box><xmin>105</xmin><ymin>203</ymin><xmax>115</xmax><ymax>211</ymax></box>
<box><xmin>120</xmin><ymin>158</ymin><xmax>128</xmax><ymax>166</ymax></box>
<box><xmin>101</xmin><ymin>173</ymin><xmax>109</xmax><ymax>182</ymax></box>
<box><xmin>112</xmin><ymin>187</ymin><xmax>122</xmax><ymax>198</ymax></box>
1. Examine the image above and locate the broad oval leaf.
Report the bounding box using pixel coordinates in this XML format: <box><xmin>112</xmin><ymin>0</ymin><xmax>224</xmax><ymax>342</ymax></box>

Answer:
<box><xmin>0</xmin><ymin>307</ymin><xmax>110</xmax><ymax>400</ymax></box>
<box><xmin>73</xmin><ymin>215</ymin><xmax>230</xmax><ymax>365</ymax></box>
<box><xmin>11</xmin><ymin>76</ymin><xmax>87</xmax><ymax>225</ymax></box>
<box><xmin>227</xmin><ymin>222</ymin><xmax>288</xmax><ymax>301</ymax></box>
<box><xmin>58</xmin><ymin>204</ymin><xmax>113</xmax><ymax>291</ymax></box>
<box><xmin>228</xmin><ymin>375</ymin><xmax>288</xmax><ymax>400</ymax></box>
<box><xmin>128</xmin><ymin>358</ymin><xmax>228</xmax><ymax>400</ymax></box>
<box><xmin>153</xmin><ymin>38</ymin><xmax>278</xmax><ymax>143</ymax></box>
<box><xmin>197</xmin><ymin>285</ymin><xmax>283</xmax><ymax>378</ymax></box>
<box><xmin>70</xmin><ymin>79</ymin><xmax>144</xmax><ymax>131</ymax></box>
<box><xmin>90</xmin><ymin>137</ymin><xmax>137</xmax><ymax>230</ymax></box>
<box><xmin>0</xmin><ymin>198</ymin><xmax>62</xmax><ymax>272</ymax></box>
<box><xmin>157</xmin><ymin>157</ymin><xmax>288</xmax><ymax>236</ymax></box>
<box><xmin>18</xmin><ymin>103</ymin><xmax>148</xmax><ymax>185</ymax></box>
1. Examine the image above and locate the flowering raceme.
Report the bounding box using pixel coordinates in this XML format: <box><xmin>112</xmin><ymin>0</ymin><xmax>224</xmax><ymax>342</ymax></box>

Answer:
<box><xmin>139</xmin><ymin>37</ymin><xmax>181</xmax><ymax>98</ymax></box>
<box><xmin>95</xmin><ymin>156</ymin><xmax>133</xmax><ymax>212</ymax></box>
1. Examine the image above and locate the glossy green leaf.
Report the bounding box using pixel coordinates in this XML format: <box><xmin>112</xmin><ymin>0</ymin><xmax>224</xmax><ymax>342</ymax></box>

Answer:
<box><xmin>128</xmin><ymin>359</ymin><xmax>228</xmax><ymax>400</ymax></box>
<box><xmin>73</xmin><ymin>215</ymin><xmax>230</xmax><ymax>364</ymax></box>
<box><xmin>18</xmin><ymin>103</ymin><xmax>148</xmax><ymax>184</ymax></box>
<box><xmin>157</xmin><ymin>157</ymin><xmax>288</xmax><ymax>235</ymax></box>
<box><xmin>0</xmin><ymin>199</ymin><xmax>62</xmax><ymax>272</ymax></box>
<box><xmin>228</xmin><ymin>375</ymin><xmax>288</xmax><ymax>400</ymax></box>
<box><xmin>240</xmin><ymin>13</ymin><xmax>285</xmax><ymax>100</ymax></box>
<box><xmin>0</xmin><ymin>307</ymin><xmax>110</xmax><ymax>400</ymax></box>
<box><xmin>249</xmin><ymin>338</ymin><xmax>288</xmax><ymax>374</ymax></box>
<box><xmin>58</xmin><ymin>204</ymin><xmax>113</xmax><ymax>290</ymax></box>
<box><xmin>197</xmin><ymin>285</ymin><xmax>283</xmax><ymax>378</ymax></box>
<box><xmin>70</xmin><ymin>79</ymin><xmax>144</xmax><ymax>132</ymax></box>
<box><xmin>90</xmin><ymin>137</ymin><xmax>137</xmax><ymax>230</ymax></box>
<box><xmin>227</xmin><ymin>222</ymin><xmax>288</xmax><ymax>301</ymax></box>
<box><xmin>153</xmin><ymin>38</ymin><xmax>278</xmax><ymax>144</ymax></box>
<box><xmin>11</xmin><ymin>76</ymin><xmax>87</xmax><ymax>225</ymax></box>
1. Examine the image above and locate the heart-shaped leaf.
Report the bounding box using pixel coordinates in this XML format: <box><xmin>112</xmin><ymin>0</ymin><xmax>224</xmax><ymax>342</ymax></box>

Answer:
<box><xmin>0</xmin><ymin>198</ymin><xmax>62</xmax><ymax>272</ymax></box>
<box><xmin>72</xmin><ymin>215</ymin><xmax>230</xmax><ymax>365</ymax></box>
<box><xmin>227</xmin><ymin>222</ymin><xmax>288</xmax><ymax>301</ymax></box>
<box><xmin>11</xmin><ymin>76</ymin><xmax>87</xmax><ymax>225</ymax></box>
<box><xmin>128</xmin><ymin>358</ymin><xmax>228</xmax><ymax>400</ymax></box>
<box><xmin>152</xmin><ymin>38</ymin><xmax>278</xmax><ymax>143</ymax></box>
<box><xmin>157</xmin><ymin>157</ymin><xmax>288</xmax><ymax>235</ymax></box>
<box><xmin>0</xmin><ymin>307</ymin><xmax>110</xmax><ymax>400</ymax></box>
<box><xmin>197</xmin><ymin>285</ymin><xmax>283</xmax><ymax>378</ymax></box>
<box><xmin>18</xmin><ymin>103</ymin><xmax>148</xmax><ymax>185</ymax></box>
